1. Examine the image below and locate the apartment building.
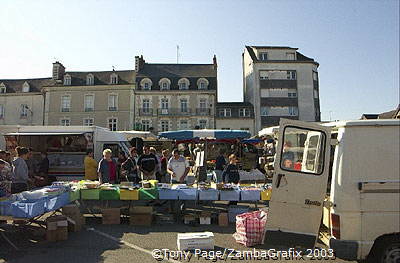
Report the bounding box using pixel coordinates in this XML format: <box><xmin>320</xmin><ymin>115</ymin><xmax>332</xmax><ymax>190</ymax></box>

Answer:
<box><xmin>134</xmin><ymin>55</ymin><xmax>217</xmax><ymax>133</ymax></box>
<box><xmin>43</xmin><ymin>62</ymin><xmax>135</xmax><ymax>131</ymax></box>
<box><xmin>215</xmin><ymin>102</ymin><xmax>255</xmax><ymax>135</ymax></box>
<box><xmin>243</xmin><ymin>46</ymin><xmax>320</xmax><ymax>132</ymax></box>
<box><xmin>0</xmin><ymin>78</ymin><xmax>52</xmax><ymax>125</ymax></box>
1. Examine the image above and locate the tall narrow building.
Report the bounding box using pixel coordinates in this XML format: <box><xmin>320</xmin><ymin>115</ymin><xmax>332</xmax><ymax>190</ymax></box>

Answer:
<box><xmin>243</xmin><ymin>46</ymin><xmax>320</xmax><ymax>132</ymax></box>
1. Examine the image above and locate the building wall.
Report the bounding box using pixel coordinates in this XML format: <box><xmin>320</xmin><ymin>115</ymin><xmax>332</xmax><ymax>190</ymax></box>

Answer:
<box><xmin>0</xmin><ymin>93</ymin><xmax>44</xmax><ymax>125</ymax></box>
<box><xmin>135</xmin><ymin>91</ymin><xmax>216</xmax><ymax>132</ymax></box>
<box><xmin>44</xmin><ymin>85</ymin><xmax>135</xmax><ymax>130</ymax></box>
<box><xmin>215</xmin><ymin>118</ymin><xmax>255</xmax><ymax>135</ymax></box>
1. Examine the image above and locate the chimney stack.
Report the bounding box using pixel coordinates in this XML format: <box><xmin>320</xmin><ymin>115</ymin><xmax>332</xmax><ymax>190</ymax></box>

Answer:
<box><xmin>135</xmin><ymin>55</ymin><xmax>145</xmax><ymax>72</ymax></box>
<box><xmin>213</xmin><ymin>55</ymin><xmax>217</xmax><ymax>70</ymax></box>
<box><xmin>52</xmin><ymin>61</ymin><xmax>65</xmax><ymax>81</ymax></box>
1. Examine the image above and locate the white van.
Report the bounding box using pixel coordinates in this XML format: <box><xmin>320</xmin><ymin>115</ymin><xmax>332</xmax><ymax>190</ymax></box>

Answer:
<box><xmin>1</xmin><ymin>126</ymin><xmax>131</xmax><ymax>180</ymax></box>
<box><xmin>264</xmin><ymin>119</ymin><xmax>399</xmax><ymax>262</ymax></box>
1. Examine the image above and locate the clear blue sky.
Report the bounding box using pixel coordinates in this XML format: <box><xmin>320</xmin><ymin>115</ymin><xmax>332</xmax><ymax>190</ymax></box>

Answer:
<box><xmin>1</xmin><ymin>0</ymin><xmax>399</xmax><ymax>121</ymax></box>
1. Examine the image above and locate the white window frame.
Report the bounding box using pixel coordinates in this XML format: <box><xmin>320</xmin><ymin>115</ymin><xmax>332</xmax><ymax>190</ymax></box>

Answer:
<box><xmin>259</xmin><ymin>52</ymin><xmax>268</xmax><ymax>61</ymax></box>
<box><xmin>63</xmin><ymin>75</ymin><xmax>71</xmax><ymax>86</ymax></box>
<box><xmin>83</xmin><ymin>118</ymin><xmax>94</xmax><ymax>126</ymax></box>
<box><xmin>180</xmin><ymin>98</ymin><xmax>188</xmax><ymax>113</ymax></box>
<box><xmin>239</xmin><ymin>108</ymin><xmax>250</xmax><ymax>117</ymax></box>
<box><xmin>199</xmin><ymin>98</ymin><xmax>207</xmax><ymax>109</ymax></box>
<box><xmin>288</xmin><ymin>91</ymin><xmax>297</xmax><ymax>98</ymax></box>
<box><xmin>287</xmin><ymin>70</ymin><xmax>297</xmax><ymax>80</ymax></box>
<box><xmin>289</xmin><ymin>106</ymin><xmax>298</xmax><ymax>116</ymax></box>
<box><xmin>198</xmin><ymin>119</ymin><xmax>207</xmax><ymax>129</ymax></box>
<box><xmin>179</xmin><ymin>119</ymin><xmax>189</xmax><ymax>130</ymax></box>
<box><xmin>286</xmin><ymin>52</ymin><xmax>295</xmax><ymax>60</ymax></box>
<box><xmin>141</xmin><ymin>120</ymin><xmax>150</xmax><ymax>131</ymax></box>
<box><xmin>142</xmin><ymin>98</ymin><xmax>150</xmax><ymax>113</ymax></box>
<box><xmin>22</xmin><ymin>82</ymin><xmax>30</xmax><ymax>92</ymax></box>
<box><xmin>141</xmin><ymin>78</ymin><xmax>152</xmax><ymax>90</ymax></box>
<box><xmin>84</xmin><ymin>94</ymin><xmax>95</xmax><ymax>112</ymax></box>
<box><xmin>160</xmin><ymin>98</ymin><xmax>169</xmax><ymax>110</ymax></box>
<box><xmin>219</xmin><ymin>108</ymin><xmax>231</xmax><ymax>117</ymax></box>
<box><xmin>110</xmin><ymin>73</ymin><xmax>118</xmax><ymax>84</ymax></box>
<box><xmin>61</xmin><ymin>95</ymin><xmax>71</xmax><ymax>112</ymax></box>
<box><xmin>197</xmin><ymin>78</ymin><xmax>209</xmax><ymax>90</ymax></box>
<box><xmin>20</xmin><ymin>104</ymin><xmax>28</xmax><ymax>118</ymax></box>
<box><xmin>178</xmin><ymin>78</ymin><xmax>190</xmax><ymax>90</ymax></box>
<box><xmin>160</xmin><ymin>120</ymin><xmax>169</xmax><ymax>132</ymax></box>
<box><xmin>159</xmin><ymin>78</ymin><xmax>171</xmax><ymax>90</ymax></box>
<box><xmin>108</xmin><ymin>117</ymin><xmax>118</xmax><ymax>131</ymax></box>
<box><xmin>60</xmin><ymin>118</ymin><xmax>71</xmax><ymax>126</ymax></box>
<box><xmin>108</xmin><ymin>94</ymin><xmax>118</xmax><ymax>111</ymax></box>
<box><xmin>86</xmin><ymin>74</ymin><xmax>94</xmax><ymax>85</ymax></box>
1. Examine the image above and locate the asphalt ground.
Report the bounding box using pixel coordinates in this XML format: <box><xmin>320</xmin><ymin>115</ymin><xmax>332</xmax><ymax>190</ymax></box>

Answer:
<box><xmin>0</xmin><ymin>201</ymin><xmax>356</xmax><ymax>263</ymax></box>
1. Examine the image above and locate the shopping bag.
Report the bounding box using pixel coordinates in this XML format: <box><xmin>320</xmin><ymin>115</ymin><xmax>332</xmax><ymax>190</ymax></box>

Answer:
<box><xmin>233</xmin><ymin>210</ymin><xmax>268</xmax><ymax>247</ymax></box>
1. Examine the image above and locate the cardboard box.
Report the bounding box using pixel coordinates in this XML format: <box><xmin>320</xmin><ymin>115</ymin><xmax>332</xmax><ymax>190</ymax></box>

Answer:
<box><xmin>129</xmin><ymin>206</ymin><xmax>153</xmax><ymax>214</ymax></box>
<box><xmin>183</xmin><ymin>214</ymin><xmax>197</xmax><ymax>225</ymax></box>
<box><xmin>46</xmin><ymin>230</ymin><xmax>58</xmax><ymax>242</ymax></box>
<box><xmin>62</xmin><ymin>204</ymin><xmax>81</xmax><ymax>216</ymax></box>
<box><xmin>56</xmin><ymin>226</ymin><xmax>68</xmax><ymax>241</ymax></box>
<box><xmin>177</xmin><ymin>232</ymin><xmax>214</xmax><ymax>251</ymax></box>
<box><xmin>218</xmin><ymin>213</ymin><xmax>229</xmax><ymax>226</ymax></box>
<box><xmin>47</xmin><ymin>220</ymin><xmax>58</xmax><ymax>231</ymax></box>
<box><xmin>67</xmin><ymin>216</ymin><xmax>85</xmax><ymax>232</ymax></box>
<box><xmin>102</xmin><ymin>208</ymin><xmax>121</xmax><ymax>225</ymax></box>
<box><xmin>129</xmin><ymin>213</ymin><xmax>152</xmax><ymax>226</ymax></box>
<box><xmin>199</xmin><ymin>212</ymin><xmax>212</xmax><ymax>225</ymax></box>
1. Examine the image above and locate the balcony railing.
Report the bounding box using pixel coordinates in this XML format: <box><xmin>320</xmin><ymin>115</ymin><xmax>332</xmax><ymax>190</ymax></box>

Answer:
<box><xmin>157</xmin><ymin>108</ymin><xmax>192</xmax><ymax>116</ymax></box>
<box><xmin>61</xmin><ymin>108</ymin><xmax>70</xmax><ymax>112</ymax></box>
<box><xmin>196</xmin><ymin>108</ymin><xmax>211</xmax><ymax>115</ymax></box>
<box><xmin>138</xmin><ymin>108</ymin><xmax>211</xmax><ymax>116</ymax></box>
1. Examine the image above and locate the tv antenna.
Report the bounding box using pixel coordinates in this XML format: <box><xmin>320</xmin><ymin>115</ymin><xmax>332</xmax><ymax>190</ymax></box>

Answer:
<box><xmin>176</xmin><ymin>45</ymin><xmax>180</xmax><ymax>64</ymax></box>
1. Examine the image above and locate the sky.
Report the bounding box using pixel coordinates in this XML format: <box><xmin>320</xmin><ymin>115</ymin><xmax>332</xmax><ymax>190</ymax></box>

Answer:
<box><xmin>0</xmin><ymin>0</ymin><xmax>399</xmax><ymax>121</ymax></box>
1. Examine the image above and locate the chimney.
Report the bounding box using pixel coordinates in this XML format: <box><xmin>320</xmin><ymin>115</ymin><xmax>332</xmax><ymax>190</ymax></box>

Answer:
<box><xmin>135</xmin><ymin>55</ymin><xmax>145</xmax><ymax>72</ymax></box>
<box><xmin>213</xmin><ymin>55</ymin><xmax>217</xmax><ymax>70</ymax></box>
<box><xmin>52</xmin><ymin>61</ymin><xmax>65</xmax><ymax>81</ymax></box>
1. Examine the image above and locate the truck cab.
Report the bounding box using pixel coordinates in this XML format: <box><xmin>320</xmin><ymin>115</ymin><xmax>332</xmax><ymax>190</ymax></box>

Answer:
<box><xmin>265</xmin><ymin>119</ymin><xmax>400</xmax><ymax>262</ymax></box>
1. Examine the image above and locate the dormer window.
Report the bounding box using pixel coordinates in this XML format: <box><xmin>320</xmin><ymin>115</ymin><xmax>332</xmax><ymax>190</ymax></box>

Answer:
<box><xmin>110</xmin><ymin>73</ymin><xmax>118</xmax><ymax>84</ymax></box>
<box><xmin>63</xmin><ymin>74</ymin><xmax>71</xmax><ymax>86</ymax></box>
<box><xmin>178</xmin><ymin>78</ymin><xmax>190</xmax><ymax>90</ymax></box>
<box><xmin>159</xmin><ymin>78</ymin><xmax>171</xmax><ymax>90</ymax></box>
<box><xmin>197</xmin><ymin>78</ymin><xmax>209</xmax><ymax>90</ymax></box>
<box><xmin>140</xmin><ymin>78</ymin><xmax>152</xmax><ymax>90</ymax></box>
<box><xmin>0</xmin><ymin>83</ymin><xmax>6</xmax><ymax>94</ymax></box>
<box><xmin>86</xmin><ymin>74</ymin><xmax>94</xmax><ymax>85</ymax></box>
<box><xmin>22</xmin><ymin>81</ymin><xmax>30</xmax><ymax>92</ymax></box>
<box><xmin>259</xmin><ymin>52</ymin><xmax>268</xmax><ymax>61</ymax></box>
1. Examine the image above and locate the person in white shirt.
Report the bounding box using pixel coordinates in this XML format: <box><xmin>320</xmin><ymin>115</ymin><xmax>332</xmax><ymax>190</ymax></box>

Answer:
<box><xmin>167</xmin><ymin>149</ymin><xmax>189</xmax><ymax>183</ymax></box>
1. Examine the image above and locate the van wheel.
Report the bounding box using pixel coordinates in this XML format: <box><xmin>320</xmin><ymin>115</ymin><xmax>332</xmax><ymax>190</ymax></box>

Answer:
<box><xmin>375</xmin><ymin>236</ymin><xmax>400</xmax><ymax>263</ymax></box>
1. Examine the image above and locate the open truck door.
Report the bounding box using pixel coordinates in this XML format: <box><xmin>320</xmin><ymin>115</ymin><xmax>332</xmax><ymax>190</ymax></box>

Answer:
<box><xmin>265</xmin><ymin>119</ymin><xmax>331</xmax><ymax>249</ymax></box>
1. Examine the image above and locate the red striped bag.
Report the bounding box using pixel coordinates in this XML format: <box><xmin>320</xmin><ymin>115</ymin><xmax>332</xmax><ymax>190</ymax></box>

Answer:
<box><xmin>233</xmin><ymin>210</ymin><xmax>268</xmax><ymax>247</ymax></box>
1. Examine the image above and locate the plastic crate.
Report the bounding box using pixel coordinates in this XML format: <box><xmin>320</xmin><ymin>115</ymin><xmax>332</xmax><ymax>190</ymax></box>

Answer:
<box><xmin>0</xmin><ymin>200</ymin><xmax>13</xmax><ymax>216</ymax></box>
<box><xmin>99</xmin><ymin>189</ymin><xmax>120</xmax><ymax>200</ymax></box>
<box><xmin>69</xmin><ymin>189</ymin><xmax>80</xmax><ymax>202</ymax></box>
<box><xmin>178</xmin><ymin>188</ymin><xmax>198</xmax><ymax>200</ymax></box>
<box><xmin>120</xmin><ymin>189</ymin><xmax>139</xmax><ymax>200</ymax></box>
<box><xmin>198</xmin><ymin>189</ymin><xmax>219</xmax><ymax>200</ymax></box>
<box><xmin>139</xmin><ymin>188</ymin><xmax>159</xmax><ymax>200</ymax></box>
<box><xmin>261</xmin><ymin>188</ymin><xmax>272</xmax><ymax>201</ymax></box>
<box><xmin>228</xmin><ymin>205</ymin><xmax>249</xmax><ymax>223</ymax></box>
<box><xmin>11</xmin><ymin>199</ymin><xmax>46</xmax><ymax>218</ymax></box>
<box><xmin>45</xmin><ymin>192</ymin><xmax>70</xmax><ymax>212</ymax></box>
<box><xmin>240</xmin><ymin>189</ymin><xmax>261</xmax><ymax>201</ymax></box>
<box><xmin>81</xmin><ymin>189</ymin><xmax>100</xmax><ymax>200</ymax></box>
<box><xmin>219</xmin><ymin>190</ymin><xmax>241</xmax><ymax>201</ymax></box>
<box><xmin>158</xmin><ymin>189</ymin><xmax>179</xmax><ymax>200</ymax></box>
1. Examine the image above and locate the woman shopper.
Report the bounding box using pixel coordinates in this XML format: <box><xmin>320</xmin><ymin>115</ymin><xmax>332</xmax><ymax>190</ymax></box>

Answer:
<box><xmin>11</xmin><ymin>147</ymin><xmax>31</xmax><ymax>194</ymax></box>
<box><xmin>121</xmin><ymin>147</ymin><xmax>139</xmax><ymax>183</ymax></box>
<box><xmin>97</xmin><ymin>149</ymin><xmax>117</xmax><ymax>184</ymax></box>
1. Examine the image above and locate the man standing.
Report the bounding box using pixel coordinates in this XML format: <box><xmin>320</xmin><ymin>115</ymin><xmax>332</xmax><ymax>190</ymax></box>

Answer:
<box><xmin>84</xmin><ymin>149</ymin><xmax>98</xmax><ymax>180</ymax></box>
<box><xmin>98</xmin><ymin>149</ymin><xmax>117</xmax><ymax>184</ymax></box>
<box><xmin>11</xmin><ymin>147</ymin><xmax>31</xmax><ymax>193</ymax></box>
<box><xmin>214</xmin><ymin>149</ymin><xmax>226</xmax><ymax>183</ymax></box>
<box><xmin>121</xmin><ymin>147</ymin><xmax>139</xmax><ymax>183</ymax></box>
<box><xmin>137</xmin><ymin>146</ymin><xmax>158</xmax><ymax>180</ymax></box>
<box><xmin>167</xmin><ymin>149</ymin><xmax>190</xmax><ymax>183</ymax></box>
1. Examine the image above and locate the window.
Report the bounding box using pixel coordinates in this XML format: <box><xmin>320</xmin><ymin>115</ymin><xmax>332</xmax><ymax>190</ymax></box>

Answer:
<box><xmin>83</xmin><ymin>118</ymin><xmax>94</xmax><ymax>126</ymax></box>
<box><xmin>280</xmin><ymin>126</ymin><xmax>326</xmax><ymax>175</ymax></box>
<box><xmin>142</xmin><ymin>99</ymin><xmax>150</xmax><ymax>113</ymax></box>
<box><xmin>0</xmin><ymin>83</ymin><xmax>6</xmax><ymax>93</ymax></box>
<box><xmin>199</xmin><ymin>120</ymin><xmax>207</xmax><ymax>129</ymax></box>
<box><xmin>313</xmin><ymin>71</ymin><xmax>318</xmax><ymax>81</ymax></box>
<box><xmin>60</xmin><ymin>118</ymin><xmax>70</xmax><ymax>126</ymax></box>
<box><xmin>178</xmin><ymin>78</ymin><xmax>190</xmax><ymax>90</ymax></box>
<box><xmin>0</xmin><ymin>104</ymin><xmax>4</xmax><ymax>119</ymax></box>
<box><xmin>161</xmin><ymin>98</ymin><xmax>169</xmax><ymax>109</ymax></box>
<box><xmin>260</xmin><ymin>71</ymin><xmax>269</xmax><ymax>80</ymax></box>
<box><xmin>63</xmin><ymin>75</ymin><xmax>71</xmax><ymax>86</ymax></box>
<box><xmin>314</xmin><ymin>89</ymin><xmax>319</xmax><ymax>99</ymax></box>
<box><xmin>162</xmin><ymin>82</ymin><xmax>168</xmax><ymax>90</ymax></box>
<box><xmin>108</xmin><ymin>118</ymin><xmax>118</xmax><ymax>131</ymax></box>
<box><xmin>240</xmin><ymin>127</ymin><xmax>250</xmax><ymax>131</ymax></box>
<box><xmin>288</xmin><ymin>91</ymin><xmax>297</xmax><ymax>98</ymax></box>
<box><xmin>286</xmin><ymin>52</ymin><xmax>295</xmax><ymax>60</ymax></box>
<box><xmin>141</xmin><ymin>120</ymin><xmax>150</xmax><ymax>131</ymax></box>
<box><xmin>200</xmin><ymin>82</ymin><xmax>205</xmax><ymax>89</ymax></box>
<box><xmin>84</xmin><ymin>95</ymin><xmax>94</xmax><ymax>112</ymax></box>
<box><xmin>141</xmin><ymin>78</ymin><xmax>152</xmax><ymax>90</ymax></box>
<box><xmin>159</xmin><ymin>78</ymin><xmax>171</xmax><ymax>90</ymax></box>
<box><xmin>160</xmin><ymin>120</ymin><xmax>169</xmax><ymax>132</ymax></box>
<box><xmin>61</xmin><ymin>95</ymin><xmax>71</xmax><ymax>112</ymax></box>
<box><xmin>180</xmin><ymin>99</ymin><xmax>188</xmax><ymax>113</ymax></box>
<box><xmin>110</xmin><ymin>73</ymin><xmax>118</xmax><ymax>84</ymax></box>
<box><xmin>179</xmin><ymin>120</ymin><xmax>188</xmax><ymax>130</ymax></box>
<box><xmin>197</xmin><ymin>78</ymin><xmax>209</xmax><ymax>90</ymax></box>
<box><xmin>260</xmin><ymin>107</ymin><xmax>268</xmax><ymax>116</ymax></box>
<box><xmin>144</xmin><ymin>83</ymin><xmax>150</xmax><ymax>90</ymax></box>
<box><xmin>22</xmin><ymin>82</ymin><xmax>30</xmax><ymax>92</ymax></box>
<box><xmin>199</xmin><ymin>99</ymin><xmax>207</xmax><ymax>109</ymax></box>
<box><xmin>287</xmin><ymin>71</ymin><xmax>296</xmax><ymax>80</ymax></box>
<box><xmin>219</xmin><ymin>108</ymin><xmax>231</xmax><ymax>117</ymax></box>
<box><xmin>86</xmin><ymin>74</ymin><xmax>94</xmax><ymax>85</ymax></box>
<box><xmin>108</xmin><ymin>94</ymin><xmax>118</xmax><ymax>111</ymax></box>
<box><xmin>259</xmin><ymin>52</ymin><xmax>268</xmax><ymax>61</ymax></box>
<box><xmin>289</xmin><ymin>106</ymin><xmax>298</xmax><ymax>116</ymax></box>
<box><xmin>221</xmin><ymin>128</ymin><xmax>230</xmax><ymax>130</ymax></box>
<box><xmin>239</xmin><ymin>108</ymin><xmax>250</xmax><ymax>117</ymax></box>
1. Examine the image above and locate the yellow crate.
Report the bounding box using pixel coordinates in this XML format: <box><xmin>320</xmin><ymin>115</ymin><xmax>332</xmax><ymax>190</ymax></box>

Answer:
<box><xmin>261</xmin><ymin>188</ymin><xmax>272</xmax><ymax>201</ymax></box>
<box><xmin>119</xmin><ymin>189</ymin><xmax>139</xmax><ymax>200</ymax></box>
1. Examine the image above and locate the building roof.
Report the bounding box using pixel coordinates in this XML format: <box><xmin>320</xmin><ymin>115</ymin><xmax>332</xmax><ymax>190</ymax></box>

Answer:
<box><xmin>216</xmin><ymin>102</ymin><xmax>254</xmax><ymax>108</ymax></box>
<box><xmin>378</xmin><ymin>105</ymin><xmax>400</xmax><ymax>119</ymax></box>
<box><xmin>0</xmin><ymin>77</ymin><xmax>53</xmax><ymax>93</ymax></box>
<box><xmin>360</xmin><ymin>114</ymin><xmax>379</xmax><ymax>120</ymax></box>
<box><xmin>136</xmin><ymin>63</ymin><xmax>217</xmax><ymax>91</ymax></box>
<box><xmin>55</xmin><ymin>70</ymin><xmax>136</xmax><ymax>86</ymax></box>
<box><xmin>244</xmin><ymin>46</ymin><xmax>318</xmax><ymax>65</ymax></box>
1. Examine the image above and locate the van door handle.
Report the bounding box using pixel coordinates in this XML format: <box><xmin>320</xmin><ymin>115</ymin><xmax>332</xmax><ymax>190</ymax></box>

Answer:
<box><xmin>276</xmin><ymin>174</ymin><xmax>285</xmax><ymax>188</ymax></box>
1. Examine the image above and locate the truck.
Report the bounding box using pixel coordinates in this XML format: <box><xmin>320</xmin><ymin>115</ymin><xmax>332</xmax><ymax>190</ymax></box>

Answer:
<box><xmin>0</xmin><ymin>126</ymin><xmax>131</xmax><ymax>181</ymax></box>
<box><xmin>264</xmin><ymin>118</ymin><xmax>399</xmax><ymax>262</ymax></box>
